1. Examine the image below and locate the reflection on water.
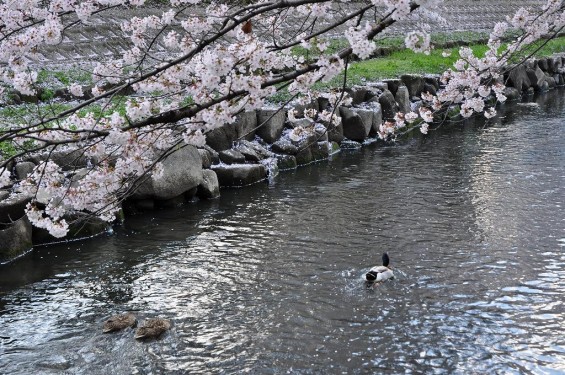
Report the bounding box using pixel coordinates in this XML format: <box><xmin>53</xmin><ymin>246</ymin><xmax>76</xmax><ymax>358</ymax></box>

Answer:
<box><xmin>1</xmin><ymin>91</ymin><xmax>564</xmax><ymax>374</ymax></box>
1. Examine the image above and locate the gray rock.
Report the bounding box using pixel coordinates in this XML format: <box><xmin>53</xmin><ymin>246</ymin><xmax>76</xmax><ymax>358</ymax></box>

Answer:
<box><xmin>314</xmin><ymin>123</ymin><xmax>329</xmax><ymax>142</ymax></box>
<box><xmin>238</xmin><ymin>140</ymin><xmax>273</xmax><ymax>159</ymax></box>
<box><xmin>339</xmin><ymin>107</ymin><xmax>365</xmax><ymax>142</ymax></box>
<box><xmin>340</xmin><ymin>139</ymin><xmax>363</xmax><ymax>149</ymax></box>
<box><xmin>327</xmin><ymin>121</ymin><xmax>344</xmax><ymax>144</ymax></box>
<box><xmin>370</xmin><ymin>103</ymin><xmax>383</xmax><ymax>137</ymax></box>
<box><xmin>234</xmin><ymin>111</ymin><xmax>257</xmax><ymax>141</ymax></box>
<box><xmin>537</xmin><ymin>58</ymin><xmax>548</xmax><ymax>72</ymax></box>
<box><xmin>256</xmin><ymin>109</ymin><xmax>286</xmax><ymax>143</ymax></box>
<box><xmin>287</xmin><ymin>118</ymin><xmax>314</xmax><ymax>128</ymax></box>
<box><xmin>382</xmin><ymin>79</ymin><xmax>401</xmax><ymax>96</ymax></box>
<box><xmin>379</xmin><ymin>90</ymin><xmax>399</xmax><ymax>120</ymax></box>
<box><xmin>355</xmin><ymin>108</ymin><xmax>374</xmax><ymax>135</ymax></box>
<box><xmin>206</xmin><ymin>124</ymin><xmax>237</xmax><ymax>151</ymax></box>
<box><xmin>201</xmin><ymin>145</ymin><xmax>220</xmax><ymax>164</ymax></box>
<box><xmin>198</xmin><ymin>148</ymin><xmax>212</xmax><ymax>169</ymax></box>
<box><xmin>131</xmin><ymin>145</ymin><xmax>203</xmax><ymax>200</ymax></box>
<box><xmin>15</xmin><ymin>162</ymin><xmax>36</xmax><ymax>180</ymax></box>
<box><xmin>20</xmin><ymin>93</ymin><xmax>39</xmax><ymax>104</ymax></box>
<box><xmin>183</xmin><ymin>186</ymin><xmax>198</xmax><ymax>201</ymax></box>
<box><xmin>295</xmin><ymin>146</ymin><xmax>313</xmax><ymax>166</ymax></box>
<box><xmin>69</xmin><ymin>214</ymin><xmax>110</xmax><ymax>238</ymax></box>
<box><xmin>540</xmin><ymin>80</ymin><xmax>550</xmax><ymax>91</ymax></box>
<box><xmin>423</xmin><ymin>83</ymin><xmax>437</xmax><ymax>96</ymax></box>
<box><xmin>369</xmin><ymin>81</ymin><xmax>388</xmax><ymax>91</ymax></box>
<box><xmin>339</xmin><ymin>107</ymin><xmax>370</xmax><ymax>142</ymax></box>
<box><xmin>395</xmin><ymin>86</ymin><xmax>410</xmax><ymax>114</ymax></box>
<box><xmin>400</xmin><ymin>74</ymin><xmax>425</xmax><ymax>98</ymax></box>
<box><xmin>0</xmin><ymin>216</ymin><xmax>32</xmax><ymax>263</ymax></box>
<box><xmin>526</xmin><ymin>66</ymin><xmax>547</xmax><ymax>90</ymax></box>
<box><xmin>212</xmin><ymin>164</ymin><xmax>267</xmax><ymax>187</ymax></box>
<box><xmin>36</xmin><ymin>355</ymin><xmax>72</xmax><ymax>371</ymax></box>
<box><xmin>554</xmin><ymin>74</ymin><xmax>564</xmax><ymax>86</ymax></box>
<box><xmin>551</xmin><ymin>57</ymin><xmax>562</xmax><ymax>73</ymax></box>
<box><xmin>317</xmin><ymin>96</ymin><xmax>331</xmax><ymax>111</ymax></box>
<box><xmin>349</xmin><ymin>86</ymin><xmax>369</xmax><ymax>105</ymax></box>
<box><xmin>197</xmin><ymin>169</ymin><xmax>220</xmax><ymax>199</ymax></box>
<box><xmin>424</xmin><ymin>75</ymin><xmax>440</xmax><ymax>90</ymax></box>
<box><xmin>364</xmin><ymin>89</ymin><xmax>379</xmax><ymax>102</ymax></box>
<box><xmin>506</xmin><ymin>65</ymin><xmax>531</xmax><ymax>91</ymax></box>
<box><xmin>524</xmin><ymin>59</ymin><xmax>536</xmax><ymax>70</ymax></box>
<box><xmin>36</xmin><ymin>149</ymin><xmax>94</xmax><ymax>171</ymax></box>
<box><xmin>275</xmin><ymin>154</ymin><xmax>297</xmax><ymax>170</ymax></box>
<box><xmin>311</xmin><ymin>142</ymin><xmax>330</xmax><ymax>161</ymax></box>
<box><xmin>0</xmin><ymin>190</ymin><xmax>9</xmax><ymax>201</ymax></box>
<box><xmin>219</xmin><ymin>149</ymin><xmax>246</xmax><ymax>164</ymax></box>
<box><xmin>503</xmin><ymin>87</ymin><xmax>521</xmax><ymax>101</ymax></box>
<box><xmin>134</xmin><ymin>199</ymin><xmax>155</xmax><ymax>211</ymax></box>
<box><xmin>234</xmin><ymin>142</ymin><xmax>262</xmax><ymax>162</ymax></box>
<box><xmin>545</xmin><ymin>76</ymin><xmax>556</xmax><ymax>88</ymax></box>
<box><xmin>272</xmin><ymin>139</ymin><xmax>299</xmax><ymax>155</ymax></box>
<box><xmin>0</xmin><ymin>192</ymin><xmax>33</xmax><ymax>223</ymax></box>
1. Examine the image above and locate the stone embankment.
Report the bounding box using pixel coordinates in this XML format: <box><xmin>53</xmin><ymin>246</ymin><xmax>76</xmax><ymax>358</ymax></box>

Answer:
<box><xmin>2</xmin><ymin>52</ymin><xmax>565</xmax><ymax>263</ymax></box>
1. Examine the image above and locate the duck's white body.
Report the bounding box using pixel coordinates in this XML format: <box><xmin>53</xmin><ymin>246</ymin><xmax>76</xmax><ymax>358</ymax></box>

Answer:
<box><xmin>366</xmin><ymin>265</ymin><xmax>394</xmax><ymax>282</ymax></box>
<box><xmin>365</xmin><ymin>252</ymin><xmax>394</xmax><ymax>283</ymax></box>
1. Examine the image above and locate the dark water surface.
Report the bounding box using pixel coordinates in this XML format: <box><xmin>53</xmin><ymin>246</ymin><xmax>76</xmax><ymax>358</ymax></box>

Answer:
<box><xmin>1</xmin><ymin>92</ymin><xmax>564</xmax><ymax>374</ymax></box>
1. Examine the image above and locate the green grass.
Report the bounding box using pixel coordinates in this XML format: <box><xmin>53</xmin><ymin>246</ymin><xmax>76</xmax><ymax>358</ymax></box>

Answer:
<box><xmin>507</xmin><ymin>35</ymin><xmax>565</xmax><ymax>63</ymax></box>
<box><xmin>345</xmin><ymin>44</ymin><xmax>490</xmax><ymax>81</ymax></box>
<box><xmin>37</xmin><ymin>68</ymin><xmax>92</xmax><ymax>88</ymax></box>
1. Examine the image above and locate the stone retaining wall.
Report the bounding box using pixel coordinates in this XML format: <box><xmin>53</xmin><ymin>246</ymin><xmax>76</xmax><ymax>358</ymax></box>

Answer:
<box><xmin>2</xmin><ymin>52</ymin><xmax>564</xmax><ymax>263</ymax></box>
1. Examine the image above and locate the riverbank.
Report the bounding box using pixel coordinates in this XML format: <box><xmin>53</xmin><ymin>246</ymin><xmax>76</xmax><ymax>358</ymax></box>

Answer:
<box><xmin>2</xmin><ymin>50</ymin><xmax>565</xmax><ymax>263</ymax></box>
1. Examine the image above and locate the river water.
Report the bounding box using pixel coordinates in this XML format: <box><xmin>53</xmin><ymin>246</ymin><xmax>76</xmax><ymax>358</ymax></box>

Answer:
<box><xmin>1</xmin><ymin>91</ymin><xmax>564</xmax><ymax>374</ymax></box>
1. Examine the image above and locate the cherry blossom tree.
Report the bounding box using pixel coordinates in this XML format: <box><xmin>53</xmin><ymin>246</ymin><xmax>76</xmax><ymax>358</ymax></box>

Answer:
<box><xmin>0</xmin><ymin>0</ymin><xmax>563</xmax><ymax>237</ymax></box>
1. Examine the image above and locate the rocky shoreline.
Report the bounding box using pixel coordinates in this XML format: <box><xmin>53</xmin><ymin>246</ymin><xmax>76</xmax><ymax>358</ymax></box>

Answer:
<box><xmin>2</xmin><ymin>53</ymin><xmax>565</xmax><ymax>263</ymax></box>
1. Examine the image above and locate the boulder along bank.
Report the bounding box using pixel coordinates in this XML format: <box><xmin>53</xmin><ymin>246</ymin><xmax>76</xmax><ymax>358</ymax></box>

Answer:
<box><xmin>1</xmin><ymin>54</ymin><xmax>565</xmax><ymax>262</ymax></box>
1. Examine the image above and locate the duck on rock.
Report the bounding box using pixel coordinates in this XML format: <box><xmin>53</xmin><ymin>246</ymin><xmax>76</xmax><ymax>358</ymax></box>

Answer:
<box><xmin>365</xmin><ymin>252</ymin><xmax>394</xmax><ymax>283</ymax></box>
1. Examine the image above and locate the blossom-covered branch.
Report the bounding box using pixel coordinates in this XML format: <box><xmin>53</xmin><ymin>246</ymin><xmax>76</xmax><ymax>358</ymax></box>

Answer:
<box><xmin>0</xmin><ymin>0</ymin><xmax>562</xmax><ymax>237</ymax></box>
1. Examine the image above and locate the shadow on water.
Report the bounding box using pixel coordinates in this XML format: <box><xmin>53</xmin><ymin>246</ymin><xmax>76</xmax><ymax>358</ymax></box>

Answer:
<box><xmin>1</xmin><ymin>90</ymin><xmax>564</xmax><ymax>374</ymax></box>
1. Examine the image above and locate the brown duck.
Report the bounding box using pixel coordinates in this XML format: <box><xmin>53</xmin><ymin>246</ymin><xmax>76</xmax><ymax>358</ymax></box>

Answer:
<box><xmin>102</xmin><ymin>313</ymin><xmax>137</xmax><ymax>333</ymax></box>
<box><xmin>134</xmin><ymin>318</ymin><xmax>171</xmax><ymax>340</ymax></box>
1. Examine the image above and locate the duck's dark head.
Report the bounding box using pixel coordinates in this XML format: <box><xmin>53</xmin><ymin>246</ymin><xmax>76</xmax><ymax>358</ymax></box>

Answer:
<box><xmin>382</xmin><ymin>252</ymin><xmax>390</xmax><ymax>267</ymax></box>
